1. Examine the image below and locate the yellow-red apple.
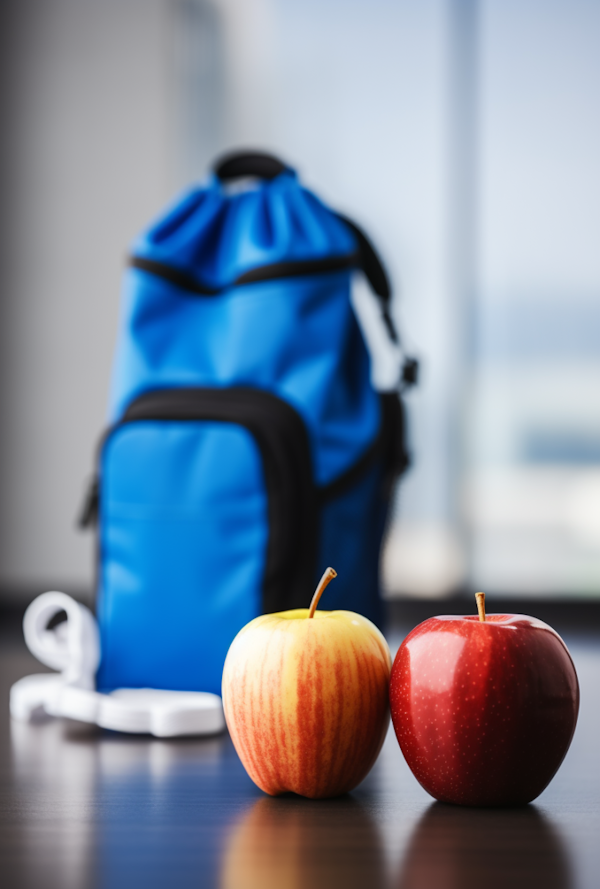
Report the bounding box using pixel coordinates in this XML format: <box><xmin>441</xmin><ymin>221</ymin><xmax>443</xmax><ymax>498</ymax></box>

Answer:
<box><xmin>222</xmin><ymin>568</ymin><xmax>391</xmax><ymax>798</ymax></box>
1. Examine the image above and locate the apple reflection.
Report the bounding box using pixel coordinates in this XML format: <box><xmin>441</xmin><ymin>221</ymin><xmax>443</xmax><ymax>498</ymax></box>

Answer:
<box><xmin>221</xmin><ymin>796</ymin><xmax>386</xmax><ymax>889</ymax></box>
<box><xmin>397</xmin><ymin>803</ymin><xmax>573</xmax><ymax>889</ymax></box>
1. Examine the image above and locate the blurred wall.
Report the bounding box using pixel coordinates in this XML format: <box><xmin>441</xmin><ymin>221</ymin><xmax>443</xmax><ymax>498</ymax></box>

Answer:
<box><xmin>0</xmin><ymin>0</ymin><xmax>175</xmax><ymax>601</ymax></box>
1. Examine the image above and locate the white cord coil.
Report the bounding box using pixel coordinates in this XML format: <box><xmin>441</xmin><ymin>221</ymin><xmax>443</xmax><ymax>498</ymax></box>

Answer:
<box><xmin>10</xmin><ymin>592</ymin><xmax>225</xmax><ymax>738</ymax></box>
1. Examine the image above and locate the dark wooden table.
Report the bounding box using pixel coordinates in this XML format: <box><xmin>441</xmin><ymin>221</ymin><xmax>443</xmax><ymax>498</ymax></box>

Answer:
<box><xmin>1</xmin><ymin>612</ymin><xmax>599</xmax><ymax>888</ymax></box>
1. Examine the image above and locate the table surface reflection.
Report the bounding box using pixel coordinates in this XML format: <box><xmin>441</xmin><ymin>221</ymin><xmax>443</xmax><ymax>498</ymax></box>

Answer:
<box><xmin>1</xmin><ymin>617</ymin><xmax>600</xmax><ymax>889</ymax></box>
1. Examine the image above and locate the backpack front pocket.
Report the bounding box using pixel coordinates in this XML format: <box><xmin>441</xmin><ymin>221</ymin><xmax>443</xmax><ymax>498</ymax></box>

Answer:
<box><xmin>93</xmin><ymin>387</ymin><xmax>317</xmax><ymax>694</ymax></box>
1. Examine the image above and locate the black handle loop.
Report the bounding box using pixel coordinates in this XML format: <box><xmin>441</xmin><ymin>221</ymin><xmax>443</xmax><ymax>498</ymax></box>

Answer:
<box><xmin>214</xmin><ymin>150</ymin><xmax>291</xmax><ymax>182</ymax></box>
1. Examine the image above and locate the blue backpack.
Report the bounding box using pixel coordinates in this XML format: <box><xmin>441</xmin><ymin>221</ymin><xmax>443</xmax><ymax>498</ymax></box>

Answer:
<box><xmin>80</xmin><ymin>151</ymin><xmax>415</xmax><ymax>696</ymax></box>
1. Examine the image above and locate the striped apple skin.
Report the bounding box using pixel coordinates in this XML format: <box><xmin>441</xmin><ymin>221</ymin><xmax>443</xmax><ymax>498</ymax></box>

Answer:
<box><xmin>222</xmin><ymin>609</ymin><xmax>391</xmax><ymax>799</ymax></box>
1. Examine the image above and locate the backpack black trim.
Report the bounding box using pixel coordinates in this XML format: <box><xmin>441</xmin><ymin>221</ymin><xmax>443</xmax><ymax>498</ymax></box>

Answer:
<box><xmin>91</xmin><ymin>387</ymin><xmax>319</xmax><ymax>614</ymax></box>
<box><xmin>80</xmin><ymin>389</ymin><xmax>409</xmax><ymax>613</ymax></box>
<box><xmin>129</xmin><ymin>253</ymin><xmax>360</xmax><ymax>296</ymax></box>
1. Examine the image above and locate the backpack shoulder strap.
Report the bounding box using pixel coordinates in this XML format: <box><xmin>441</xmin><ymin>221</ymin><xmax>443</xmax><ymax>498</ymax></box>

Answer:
<box><xmin>337</xmin><ymin>213</ymin><xmax>418</xmax><ymax>390</ymax></box>
<box><xmin>335</xmin><ymin>213</ymin><xmax>396</xmax><ymax>342</ymax></box>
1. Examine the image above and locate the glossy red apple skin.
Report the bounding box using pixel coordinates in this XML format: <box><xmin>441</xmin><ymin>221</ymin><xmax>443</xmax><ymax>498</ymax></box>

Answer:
<box><xmin>390</xmin><ymin>614</ymin><xmax>579</xmax><ymax>807</ymax></box>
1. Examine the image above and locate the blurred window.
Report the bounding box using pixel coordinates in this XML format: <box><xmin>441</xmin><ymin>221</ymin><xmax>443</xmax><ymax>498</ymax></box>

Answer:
<box><xmin>469</xmin><ymin>0</ymin><xmax>600</xmax><ymax>596</ymax></box>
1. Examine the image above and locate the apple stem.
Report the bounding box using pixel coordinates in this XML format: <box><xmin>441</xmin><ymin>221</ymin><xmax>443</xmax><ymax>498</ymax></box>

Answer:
<box><xmin>475</xmin><ymin>591</ymin><xmax>486</xmax><ymax>622</ymax></box>
<box><xmin>308</xmin><ymin>567</ymin><xmax>338</xmax><ymax>618</ymax></box>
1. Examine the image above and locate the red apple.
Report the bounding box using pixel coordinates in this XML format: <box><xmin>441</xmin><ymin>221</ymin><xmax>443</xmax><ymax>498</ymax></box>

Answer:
<box><xmin>390</xmin><ymin>593</ymin><xmax>579</xmax><ymax>806</ymax></box>
<box><xmin>222</xmin><ymin>568</ymin><xmax>391</xmax><ymax>798</ymax></box>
